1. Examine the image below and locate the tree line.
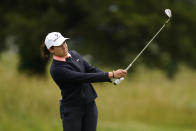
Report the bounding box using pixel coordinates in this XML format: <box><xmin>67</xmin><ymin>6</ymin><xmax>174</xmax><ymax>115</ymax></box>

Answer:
<box><xmin>0</xmin><ymin>0</ymin><xmax>196</xmax><ymax>78</ymax></box>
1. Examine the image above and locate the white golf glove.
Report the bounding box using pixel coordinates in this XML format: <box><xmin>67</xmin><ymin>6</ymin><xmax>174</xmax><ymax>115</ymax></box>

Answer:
<box><xmin>111</xmin><ymin>77</ymin><xmax>124</xmax><ymax>85</ymax></box>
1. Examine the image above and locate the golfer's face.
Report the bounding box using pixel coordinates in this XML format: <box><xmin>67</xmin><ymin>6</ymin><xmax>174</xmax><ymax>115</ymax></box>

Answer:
<box><xmin>54</xmin><ymin>41</ymin><xmax>68</xmax><ymax>57</ymax></box>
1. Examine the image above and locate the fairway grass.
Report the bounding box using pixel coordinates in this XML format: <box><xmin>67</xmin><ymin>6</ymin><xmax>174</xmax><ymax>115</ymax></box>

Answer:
<box><xmin>0</xmin><ymin>52</ymin><xmax>196</xmax><ymax>131</ymax></box>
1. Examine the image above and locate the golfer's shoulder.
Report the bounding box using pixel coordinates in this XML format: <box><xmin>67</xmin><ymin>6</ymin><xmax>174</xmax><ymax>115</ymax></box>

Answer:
<box><xmin>69</xmin><ymin>50</ymin><xmax>81</xmax><ymax>57</ymax></box>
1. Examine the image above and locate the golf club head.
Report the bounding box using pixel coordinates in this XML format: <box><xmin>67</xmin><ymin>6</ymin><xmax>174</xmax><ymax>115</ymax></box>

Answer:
<box><xmin>165</xmin><ymin>9</ymin><xmax>172</xmax><ymax>18</ymax></box>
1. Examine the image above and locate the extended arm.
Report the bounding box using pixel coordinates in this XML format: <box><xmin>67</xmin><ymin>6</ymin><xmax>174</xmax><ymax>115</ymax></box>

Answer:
<box><xmin>52</xmin><ymin>67</ymin><xmax>110</xmax><ymax>83</ymax></box>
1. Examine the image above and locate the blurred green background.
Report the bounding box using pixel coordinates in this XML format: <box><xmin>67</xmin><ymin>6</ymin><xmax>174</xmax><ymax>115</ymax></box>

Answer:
<box><xmin>0</xmin><ymin>0</ymin><xmax>196</xmax><ymax>130</ymax></box>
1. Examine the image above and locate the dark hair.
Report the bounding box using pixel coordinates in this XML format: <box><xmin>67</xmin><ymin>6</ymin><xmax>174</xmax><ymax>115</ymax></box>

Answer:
<box><xmin>40</xmin><ymin>43</ymin><xmax>53</xmax><ymax>61</ymax></box>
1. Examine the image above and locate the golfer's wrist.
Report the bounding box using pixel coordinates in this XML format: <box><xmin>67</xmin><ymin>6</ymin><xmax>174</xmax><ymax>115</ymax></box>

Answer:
<box><xmin>108</xmin><ymin>72</ymin><xmax>114</xmax><ymax>78</ymax></box>
<box><xmin>112</xmin><ymin>70</ymin><xmax>115</xmax><ymax>78</ymax></box>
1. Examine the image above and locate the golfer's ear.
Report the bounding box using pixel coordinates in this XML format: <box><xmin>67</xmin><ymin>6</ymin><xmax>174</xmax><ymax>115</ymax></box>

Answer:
<box><xmin>49</xmin><ymin>48</ymin><xmax>54</xmax><ymax>54</ymax></box>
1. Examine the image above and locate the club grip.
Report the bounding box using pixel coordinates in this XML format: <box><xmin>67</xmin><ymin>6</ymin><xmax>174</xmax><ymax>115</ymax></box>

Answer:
<box><xmin>113</xmin><ymin>77</ymin><xmax>124</xmax><ymax>85</ymax></box>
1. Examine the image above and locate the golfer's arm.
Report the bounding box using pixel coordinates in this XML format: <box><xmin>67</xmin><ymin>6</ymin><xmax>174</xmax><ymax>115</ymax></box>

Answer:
<box><xmin>83</xmin><ymin>60</ymin><xmax>103</xmax><ymax>73</ymax></box>
<box><xmin>83</xmin><ymin>60</ymin><xmax>114</xmax><ymax>80</ymax></box>
<box><xmin>53</xmin><ymin>67</ymin><xmax>110</xmax><ymax>83</ymax></box>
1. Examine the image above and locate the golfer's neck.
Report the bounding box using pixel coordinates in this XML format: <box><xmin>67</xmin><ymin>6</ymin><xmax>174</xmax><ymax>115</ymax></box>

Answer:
<box><xmin>53</xmin><ymin>54</ymin><xmax>71</xmax><ymax>62</ymax></box>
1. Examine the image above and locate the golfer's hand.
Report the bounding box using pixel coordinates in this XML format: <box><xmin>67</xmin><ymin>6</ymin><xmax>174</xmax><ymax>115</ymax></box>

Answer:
<box><xmin>113</xmin><ymin>69</ymin><xmax>127</xmax><ymax>79</ymax></box>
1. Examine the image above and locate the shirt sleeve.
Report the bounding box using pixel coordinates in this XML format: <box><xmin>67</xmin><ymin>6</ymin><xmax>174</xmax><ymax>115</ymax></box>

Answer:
<box><xmin>52</xmin><ymin>67</ymin><xmax>110</xmax><ymax>83</ymax></box>
<box><xmin>83</xmin><ymin>59</ymin><xmax>103</xmax><ymax>73</ymax></box>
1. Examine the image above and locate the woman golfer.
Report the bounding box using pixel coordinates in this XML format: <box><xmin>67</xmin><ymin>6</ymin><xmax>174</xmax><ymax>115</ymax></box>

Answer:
<box><xmin>40</xmin><ymin>32</ymin><xmax>127</xmax><ymax>131</ymax></box>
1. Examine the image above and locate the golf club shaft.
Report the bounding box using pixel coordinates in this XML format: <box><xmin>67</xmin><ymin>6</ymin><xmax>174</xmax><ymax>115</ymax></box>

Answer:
<box><xmin>113</xmin><ymin>18</ymin><xmax>170</xmax><ymax>85</ymax></box>
<box><xmin>125</xmin><ymin>19</ymin><xmax>170</xmax><ymax>72</ymax></box>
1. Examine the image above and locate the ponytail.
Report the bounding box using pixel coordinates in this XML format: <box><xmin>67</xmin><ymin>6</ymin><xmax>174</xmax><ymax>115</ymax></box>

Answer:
<box><xmin>40</xmin><ymin>43</ymin><xmax>51</xmax><ymax>61</ymax></box>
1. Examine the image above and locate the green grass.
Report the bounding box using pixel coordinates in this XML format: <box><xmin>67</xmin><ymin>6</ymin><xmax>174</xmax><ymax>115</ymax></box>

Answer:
<box><xmin>0</xmin><ymin>51</ymin><xmax>196</xmax><ymax>131</ymax></box>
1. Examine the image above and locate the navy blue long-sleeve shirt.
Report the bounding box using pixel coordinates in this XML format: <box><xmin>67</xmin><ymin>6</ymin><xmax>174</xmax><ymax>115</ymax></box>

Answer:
<box><xmin>50</xmin><ymin>50</ymin><xmax>110</xmax><ymax>106</ymax></box>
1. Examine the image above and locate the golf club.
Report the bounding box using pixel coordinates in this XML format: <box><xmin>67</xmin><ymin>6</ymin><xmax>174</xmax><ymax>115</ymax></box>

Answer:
<box><xmin>112</xmin><ymin>9</ymin><xmax>172</xmax><ymax>85</ymax></box>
